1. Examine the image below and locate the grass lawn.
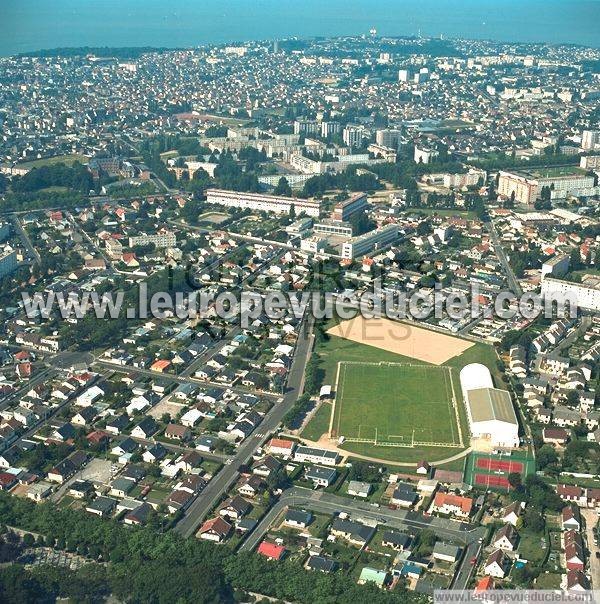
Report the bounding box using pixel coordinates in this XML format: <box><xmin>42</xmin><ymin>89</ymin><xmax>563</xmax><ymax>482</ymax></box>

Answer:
<box><xmin>535</xmin><ymin>572</ymin><xmax>562</xmax><ymax>589</ymax></box>
<box><xmin>332</xmin><ymin>362</ymin><xmax>460</xmax><ymax>446</ymax></box>
<box><xmin>518</xmin><ymin>529</ymin><xmax>548</xmax><ymax>564</ymax></box>
<box><xmin>19</xmin><ymin>153</ymin><xmax>88</xmax><ymax>168</ymax></box>
<box><xmin>301</xmin><ymin>401</ymin><xmax>332</xmax><ymax>441</ymax></box>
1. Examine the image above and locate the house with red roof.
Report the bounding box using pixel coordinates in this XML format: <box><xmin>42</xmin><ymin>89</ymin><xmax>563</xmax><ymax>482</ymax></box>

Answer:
<box><xmin>474</xmin><ymin>576</ymin><xmax>494</xmax><ymax>594</ymax></box>
<box><xmin>150</xmin><ymin>359</ymin><xmax>171</xmax><ymax>373</ymax></box>
<box><xmin>257</xmin><ymin>541</ymin><xmax>285</xmax><ymax>561</ymax></box>
<box><xmin>432</xmin><ymin>492</ymin><xmax>473</xmax><ymax>519</ymax></box>
<box><xmin>266</xmin><ymin>438</ymin><xmax>296</xmax><ymax>458</ymax></box>
<box><xmin>0</xmin><ymin>472</ymin><xmax>17</xmax><ymax>491</ymax></box>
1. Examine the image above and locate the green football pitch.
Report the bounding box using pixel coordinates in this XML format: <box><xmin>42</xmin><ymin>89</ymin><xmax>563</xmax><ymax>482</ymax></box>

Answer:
<box><xmin>330</xmin><ymin>362</ymin><xmax>463</xmax><ymax>448</ymax></box>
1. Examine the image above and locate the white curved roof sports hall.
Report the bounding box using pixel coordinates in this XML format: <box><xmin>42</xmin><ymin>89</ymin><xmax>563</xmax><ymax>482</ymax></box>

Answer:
<box><xmin>459</xmin><ymin>363</ymin><xmax>494</xmax><ymax>398</ymax></box>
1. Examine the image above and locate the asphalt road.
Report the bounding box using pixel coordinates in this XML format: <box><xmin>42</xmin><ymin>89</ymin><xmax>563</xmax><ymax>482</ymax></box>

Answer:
<box><xmin>11</xmin><ymin>214</ymin><xmax>41</xmax><ymax>264</ymax></box>
<box><xmin>174</xmin><ymin>313</ymin><xmax>315</xmax><ymax>537</ymax></box>
<box><xmin>489</xmin><ymin>219</ymin><xmax>522</xmax><ymax>296</ymax></box>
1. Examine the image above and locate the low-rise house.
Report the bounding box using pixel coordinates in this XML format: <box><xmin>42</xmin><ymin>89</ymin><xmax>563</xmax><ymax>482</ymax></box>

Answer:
<box><xmin>26</xmin><ymin>481</ymin><xmax>52</xmax><ymax>502</ymax></box>
<box><xmin>195</xmin><ymin>434</ymin><xmax>218</xmax><ymax>453</ymax></box>
<box><xmin>306</xmin><ymin>555</ymin><xmax>337</xmax><ymax>573</ymax></box>
<box><xmin>111</xmin><ymin>437</ymin><xmax>138</xmax><ymax>457</ymax></box>
<box><xmin>484</xmin><ymin>549</ymin><xmax>510</xmax><ymax>578</ymax></box>
<box><xmin>47</xmin><ymin>450</ymin><xmax>87</xmax><ymax>484</ymax></box>
<box><xmin>219</xmin><ymin>495</ymin><xmax>252</xmax><ymax>521</ymax></box>
<box><xmin>105</xmin><ymin>414</ymin><xmax>129</xmax><ymax>435</ymax></box>
<box><xmin>0</xmin><ymin>472</ymin><xmax>17</xmax><ymax>491</ymax></box>
<box><xmin>177</xmin><ymin>451</ymin><xmax>203</xmax><ymax>473</ymax></box>
<box><xmin>69</xmin><ymin>479</ymin><xmax>94</xmax><ymax>499</ymax></box>
<box><xmin>562</xmin><ymin>505</ymin><xmax>582</xmax><ymax>531</ymax></box>
<box><xmin>347</xmin><ymin>481</ymin><xmax>372</xmax><ymax>498</ymax></box>
<box><xmin>51</xmin><ymin>422</ymin><xmax>77</xmax><ymax>443</ymax></box>
<box><xmin>542</xmin><ymin>427</ymin><xmax>570</xmax><ymax>445</ymax></box>
<box><xmin>284</xmin><ymin>509</ymin><xmax>313</xmax><ymax>529</ymax></box>
<box><xmin>566</xmin><ymin>569</ymin><xmax>590</xmax><ymax>592</ymax></box>
<box><xmin>252</xmin><ymin>455</ymin><xmax>281</xmax><ymax>478</ymax></box>
<box><xmin>557</xmin><ymin>485</ymin><xmax>586</xmax><ymax>506</ymax></box>
<box><xmin>432</xmin><ymin>542</ymin><xmax>461</xmax><ymax>563</ymax></box>
<box><xmin>266</xmin><ymin>438</ymin><xmax>296</xmax><ymax>458</ymax></box>
<box><xmin>131</xmin><ymin>417</ymin><xmax>159</xmax><ymax>439</ymax></box>
<box><xmin>391</xmin><ymin>482</ymin><xmax>418</xmax><ymax>508</ymax></box>
<box><xmin>492</xmin><ymin>524</ymin><xmax>519</xmax><ymax>551</ymax></box>
<box><xmin>181</xmin><ymin>408</ymin><xmax>203</xmax><ymax>428</ymax></box>
<box><xmin>502</xmin><ymin>501</ymin><xmax>522</xmax><ymax>526</ymax></box>
<box><xmin>564</xmin><ymin>530</ymin><xmax>585</xmax><ymax>571</ymax></box>
<box><xmin>553</xmin><ymin>406</ymin><xmax>580</xmax><ymax>428</ymax></box>
<box><xmin>381</xmin><ymin>531</ymin><xmax>412</xmax><ymax>551</ymax></box>
<box><xmin>330</xmin><ymin>518</ymin><xmax>376</xmax><ymax>547</ymax></box>
<box><xmin>164</xmin><ymin>423</ymin><xmax>191</xmax><ymax>441</ymax></box>
<box><xmin>432</xmin><ymin>492</ymin><xmax>473</xmax><ymax>518</ymax></box>
<box><xmin>86</xmin><ymin>496</ymin><xmax>117</xmax><ymax>517</ymax></box>
<box><xmin>166</xmin><ymin>489</ymin><xmax>194</xmax><ymax>514</ymax></box>
<box><xmin>72</xmin><ymin>407</ymin><xmax>97</xmax><ymax>427</ymax></box>
<box><xmin>257</xmin><ymin>541</ymin><xmax>285</xmax><ymax>561</ymax></box>
<box><xmin>305</xmin><ymin>465</ymin><xmax>337</xmax><ymax>488</ymax></box>
<box><xmin>109</xmin><ymin>477</ymin><xmax>136</xmax><ymax>498</ymax></box>
<box><xmin>142</xmin><ymin>443</ymin><xmax>167</xmax><ymax>463</ymax></box>
<box><xmin>237</xmin><ymin>474</ymin><xmax>266</xmax><ymax>498</ymax></box>
<box><xmin>358</xmin><ymin>567</ymin><xmax>388</xmax><ymax>588</ymax></box>
<box><xmin>197</xmin><ymin>516</ymin><xmax>232</xmax><ymax>543</ymax></box>
<box><xmin>124</xmin><ymin>502</ymin><xmax>153</xmax><ymax>526</ymax></box>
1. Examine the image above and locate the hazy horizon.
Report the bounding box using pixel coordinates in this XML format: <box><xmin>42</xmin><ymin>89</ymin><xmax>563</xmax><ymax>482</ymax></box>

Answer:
<box><xmin>1</xmin><ymin>0</ymin><xmax>599</xmax><ymax>57</ymax></box>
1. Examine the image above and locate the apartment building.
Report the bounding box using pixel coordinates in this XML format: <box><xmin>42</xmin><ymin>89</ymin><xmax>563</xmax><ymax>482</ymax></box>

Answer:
<box><xmin>580</xmin><ymin>155</ymin><xmax>600</xmax><ymax>170</ymax></box>
<box><xmin>541</xmin><ymin>275</ymin><xmax>600</xmax><ymax>312</ymax></box>
<box><xmin>128</xmin><ymin>230</ymin><xmax>176</xmax><ymax>249</ymax></box>
<box><xmin>375</xmin><ymin>128</ymin><xmax>402</xmax><ymax>148</ymax></box>
<box><xmin>498</xmin><ymin>169</ymin><xmax>597</xmax><ymax>205</ymax></box>
<box><xmin>331</xmin><ymin>192</ymin><xmax>368</xmax><ymax>222</ymax></box>
<box><xmin>341</xmin><ymin>224</ymin><xmax>399</xmax><ymax>259</ymax></box>
<box><xmin>582</xmin><ymin>130</ymin><xmax>600</xmax><ymax>151</ymax></box>
<box><xmin>342</xmin><ymin>125</ymin><xmax>365</xmax><ymax>148</ymax></box>
<box><xmin>206</xmin><ymin>188</ymin><xmax>320</xmax><ymax>217</ymax></box>
<box><xmin>289</xmin><ymin>153</ymin><xmax>327</xmax><ymax>175</ymax></box>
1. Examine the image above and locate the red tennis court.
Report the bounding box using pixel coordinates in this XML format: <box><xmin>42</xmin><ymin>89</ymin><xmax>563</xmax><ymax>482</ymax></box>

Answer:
<box><xmin>476</xmin><ymin>458</ymin><xmax>523</xmax><ymax>473</ymax></box>
<box><xmin>475</xmin><ymin>473</ymin><xmax>509</xmax><ymax>488</ymax></box>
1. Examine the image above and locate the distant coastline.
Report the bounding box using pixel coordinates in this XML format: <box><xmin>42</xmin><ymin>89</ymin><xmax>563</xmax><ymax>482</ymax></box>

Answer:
<box><xmin>2</xmin><ymin>0</ymin><xmax>599</xmax><ymax>57</ymax></box>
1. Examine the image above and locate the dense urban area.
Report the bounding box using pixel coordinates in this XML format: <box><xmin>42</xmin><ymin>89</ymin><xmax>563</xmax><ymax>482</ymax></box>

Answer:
<box><xmin>0</xmin><ymin>33</ymin><xmax>600</xmax><ymax>602</ymax></box>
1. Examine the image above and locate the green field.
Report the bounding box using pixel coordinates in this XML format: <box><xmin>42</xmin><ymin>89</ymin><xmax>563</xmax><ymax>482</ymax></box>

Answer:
<box><xmin>522</xmin><ymin>165</ymin><xmax>586</xmax><ymax>178</ymax></box>
<box><xmin>332</xmin><ymin>362</ymin><xmax>462</xmax><ymax>447</ymax></box>
<box><xmin>301</xmin><ymin>402</ymin><xmax>332</xmax><ymax>441</ymax></box>
<box><xmin>19</xmin><ymin>153</ymin><xmax>88</xmax><ymax>169</ymax></box>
